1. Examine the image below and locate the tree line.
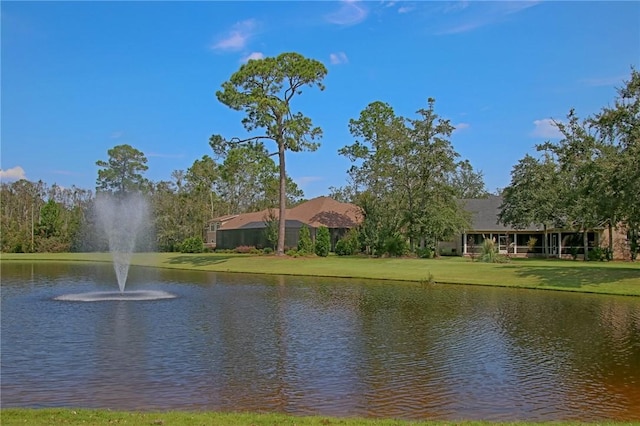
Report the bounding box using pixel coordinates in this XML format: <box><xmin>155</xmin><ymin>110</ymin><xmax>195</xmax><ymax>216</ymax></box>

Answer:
<box><xmin>0</xmin><ymin>142</ymin><xmax>303</xmax><ymax>253</ymax></box>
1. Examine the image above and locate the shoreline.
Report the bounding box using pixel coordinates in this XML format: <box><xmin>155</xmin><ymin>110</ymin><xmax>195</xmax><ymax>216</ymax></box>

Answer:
<box><xmin>2</xmin><ymin>252</ymin><xmax>639</xmax><ymax>297</ymax></box>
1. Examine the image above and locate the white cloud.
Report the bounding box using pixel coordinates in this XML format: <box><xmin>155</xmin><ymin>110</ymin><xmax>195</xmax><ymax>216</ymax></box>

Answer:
<box><xmin>398</xmin><ymin>5</ymin><xmax>415</xmax><ymax>14</ymax></box>
<box><xmin>329</xmin><ymin>52</ymin><xmax>349</xmax><ymax>65</ymax></box>
<box><xmin>531</xmin><ymin>118</ymin><xmax>563</xmax><ymax>139</ymax></box>
<box><xmin>437</xmin><ymin>1</ymin><xmax>539</xmax><ymax>35</ymax></box>
<box><xmin>453</xmin><ymin>122</ymin><xmax>470</xmax><ymax>133</ymax></box>
<box><xmin>0</xmin><ymin>166</ymin><xmax>27</xmax><ymax>181</ymax></box>
<box><xmin>325</xmin><ymin>0</ymin><xmax>368</xmax><ymax>26</ymax></box>
<box><xmin>212</xmin><ymin>19</ymin><xmax>257</xmax><ymax>51</ymax></box>
<box><xmin>110</xmin><ymin>131</ymin><xmax>124</xmax><ymax>139</ymax></box>
<box><xmin>241</xmin><ymin>52</ymin><xmax>264</xmax><ymax>63</ymax></box>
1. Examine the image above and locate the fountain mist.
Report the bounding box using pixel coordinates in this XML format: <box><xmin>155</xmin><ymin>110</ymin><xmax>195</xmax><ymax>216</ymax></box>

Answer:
<box><xmin>95</xmin><ymin>193</ymin><xmax>149</xmax><ymax>292</ymax></box>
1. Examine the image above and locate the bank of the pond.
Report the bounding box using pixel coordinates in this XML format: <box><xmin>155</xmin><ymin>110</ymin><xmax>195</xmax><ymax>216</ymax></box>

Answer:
<box><xmin>2</xmin><ymin>252</ymin><xmax>639</xmax><ymax>296</ymax></box>
<box><xmin>0</xmin><ymin>409</ymin><xmax>633</xmax><ymax>426</ymax></box>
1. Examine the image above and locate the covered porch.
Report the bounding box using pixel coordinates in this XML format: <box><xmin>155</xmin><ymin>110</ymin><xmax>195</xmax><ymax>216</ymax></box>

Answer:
<box><xmin>459</xmin><ymin>231</ymin><xmax>599</xmax><ymax>257</ymax></box>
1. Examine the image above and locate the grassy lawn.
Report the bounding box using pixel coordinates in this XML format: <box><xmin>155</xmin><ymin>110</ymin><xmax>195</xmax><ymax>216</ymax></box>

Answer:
<box><xmin>1</xmin><ymin>408</ymin><xmax>635</xmax><ymax>426</ymax></box>
<box><xmin>2</xmin><ymin>252</ymin><xmax>639</xmax><ymax>296</ymax></box>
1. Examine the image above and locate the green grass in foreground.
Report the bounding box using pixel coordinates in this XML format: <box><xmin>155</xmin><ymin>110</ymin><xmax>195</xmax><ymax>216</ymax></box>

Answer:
<box><xmin>2</xmin><ymin>252</ymin><xmax>639</xmax><ymax>296</ymax></box>
<box><xmin>1</xmin><ymin>409</ymin><xmax>636</xmax><ymax>426</ymax></box>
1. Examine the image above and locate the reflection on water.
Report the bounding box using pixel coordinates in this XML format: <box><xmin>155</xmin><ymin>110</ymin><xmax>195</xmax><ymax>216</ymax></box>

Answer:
<box><xmin>1</xmin><ymin>262</ymin><xmax>639</xmax><ymax>421</ymax></box>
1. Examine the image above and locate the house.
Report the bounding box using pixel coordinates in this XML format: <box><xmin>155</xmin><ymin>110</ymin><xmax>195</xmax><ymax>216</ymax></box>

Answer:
<box><xmin>206</xmin><ymin>196</ymin><xmax>361</xmax><ymax>251</ymax></box>
<box><xmin>207</xmin><ymin>194</ymin><xmax>630</xmax><ymax>259</ymax></box>
<box><xmin>442</xmin><ymin>195</ymin><xmax>630</xmax><ymax>259</ymax></box>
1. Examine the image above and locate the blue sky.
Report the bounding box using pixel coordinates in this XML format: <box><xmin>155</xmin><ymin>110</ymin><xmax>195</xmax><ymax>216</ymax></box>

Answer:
<box><xmin>2</xmin><ymin>1</ymin><xmax>639</xmax><ymax>198</ymax></box>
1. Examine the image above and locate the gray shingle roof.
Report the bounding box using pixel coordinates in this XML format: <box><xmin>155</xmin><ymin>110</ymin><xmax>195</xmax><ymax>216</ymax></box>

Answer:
<box><xmin>463</xmin><ymin>195</ymin><xmax>529</xmax><ymax>232</ymax></box>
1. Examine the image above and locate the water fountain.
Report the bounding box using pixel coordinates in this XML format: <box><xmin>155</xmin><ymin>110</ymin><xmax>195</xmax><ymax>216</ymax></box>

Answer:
<box><xmin>95</xmin><ymin>192</ymin><xmax>148</xmax><ymax>292</ymax></box>
<box><xmin>55</xmin><ymin>192</ymin><xmax>175</xmax><ymax>302</ymax></box>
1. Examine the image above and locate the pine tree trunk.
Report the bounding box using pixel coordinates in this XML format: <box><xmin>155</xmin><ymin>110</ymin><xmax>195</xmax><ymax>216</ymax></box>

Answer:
<box><xmin>277</xmin><ymin>145</ymin><xmax>286</xmax><ymax>256</ymax></box>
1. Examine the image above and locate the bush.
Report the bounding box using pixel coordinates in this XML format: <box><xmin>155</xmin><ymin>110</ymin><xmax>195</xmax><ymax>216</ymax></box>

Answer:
<box><xmin>416</xmin><ymin>247</ymin><xmax>434</xmax><ymax>259</ymax></box>
<box><xmin>234</xmin><ymin>245</ymin><xmax>256</xmax><ymax>254</ymax></box>
<box><xmin>588</xmin><ymin>247</ymin><xmax>608</xmax><ymax>262</ymax></box>
<box><xmin>315</xmin><ymin>226</ymin><xmax>330</xmax><ymax>257</ymax></box>
<box><xmin>335</xmin><ymin>239</ymin><xmax>351</xmax><ymax>256</ymax></box>
<box><xmin>383</xmin><ymin>234</ymin><xmax>408</xmax><ymax>257</ymax></box>
<box><xmin>263</xmin><ymin>247</ymin><xmax>273</xmax><ymax>255</ymax></box>
<box><xmin>286</xmin><ymin>249</ymin><xmax>300</xmax><ymax>257</ymax></box>
<box><xmin>480</xmin><ymin>238</ymin><xmax>497</xmax><ymax>263</ymax></box>
<box><xmin>36</xmin><ymin>237</ymin><xmax>71</xmax><ymax>253</ymax></box>
<box><xmin>180</xmin><ymin>236</ymin><xmax>204</xmax><ymax>253</ymax></box>
<box><xmin>335</xmin><ymin>229</ymin><xmax>360</xmax><ymax>256</ymax></box>
<box><xmin>297</xmin><ymin>226</ymin><xmax>314</xmax><ymax>255</ymax></box>
<box><xmin>480</xmin><ymin>238</ymin><xmax>510</xmax><ymax>263</ymax></box>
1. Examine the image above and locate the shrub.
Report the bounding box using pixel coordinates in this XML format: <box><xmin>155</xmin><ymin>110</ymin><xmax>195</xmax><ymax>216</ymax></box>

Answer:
<box><xmin>335</xmin><ymin>229</ymin><xmax>360</xmax><ymax>256</ymax></box>
<box><xmin>180</xmin><ymin>236</ymin><xmax>204</xmax><ymax>253</ymax></box>
<box><xmin>334</xmin><ymin>239</ymin><xmax>351</xmax><ymax>256</ymax></box>
<box><xmin>527</xmin><ymin>237</ymin><xmax>538</xmax><ymax>253</ymax></box>
<box><xmin>286</xmin><ymin>249</ymin><xmax>299</xmax><ymax>257</ymax></box>
<box><xmin>416</xmin><ymin>247</ymin><xmax>434</xmax><ymax>259</ymax></box>
<box><xmin>263</xmin><ymin>247</ymin><xmax>273</xmax><ymax>255</ymax></box>
<box><xmin>419</xmin><ymin>272</ymin><xmax>436</xmax><ymax>286</ymax></box>
<box><xmin>587</xmin><ymin>247</ymin><xmax>607</xmax><ymax>262</ymax></box>
<box><xmin>480</xmin><ymin>238</ymin><xmax>510</xmax><ymax>263</ymax></box>
<box><xmin>234</xmin><ymin>245</ymin><xmax>256</xmax><ymax>254</ymax></box>
<box><xmin>315</xmin><ymin>226</ymin><xmax>330</xmax><ymax>257</ymax></box>
<box><xmin>36</xmin><ymin>237</ymin><xmax>71</xmax><ymax>253</ymax></box>
<box><xmin>480</xmin><ymin>238</ymin><xmax>497</xmax><ymax>263</ymax></box>
<box><xmin>569</xmin><ymin>246</ymin><xmax>579</xmax><ymax>261</ymax></box>
<box><xmin>297</xmin><ymin>225</ymin><xmax>314</xmax><ymax>255</ymax></box>
<box><xmin>384</xmin><ymin>234</ymin><xmax>408</xmax><ymax>257</ymax></box>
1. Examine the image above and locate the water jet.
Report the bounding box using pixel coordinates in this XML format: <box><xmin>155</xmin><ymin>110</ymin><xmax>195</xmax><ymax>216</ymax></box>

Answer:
<box><xmin>95</xmin><ymin>193</ymin><xmax>149</xmax><ymax>293</ymax></box>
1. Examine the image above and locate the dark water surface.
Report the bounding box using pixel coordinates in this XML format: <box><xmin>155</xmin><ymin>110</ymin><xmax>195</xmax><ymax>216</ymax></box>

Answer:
<box><xmin>1</xmin><ymin>261</ymin><xmax>639</xmax><ymax>421</ymax></box>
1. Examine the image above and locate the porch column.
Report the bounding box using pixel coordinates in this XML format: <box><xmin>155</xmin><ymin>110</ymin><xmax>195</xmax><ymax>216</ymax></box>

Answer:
<box><xmin>463</xmin><ymin>232</ymin><xmax>467</xmax><ymax>254</ymax></box>
<box><xmin>514</xmin><ymin>234</ymin><xmax>518</xmax><ymax>255</ymax></box>
<box><xmin>558</xmin><ymin>232</ymin><xmax>562</xmax><ymax>258</ymax></box>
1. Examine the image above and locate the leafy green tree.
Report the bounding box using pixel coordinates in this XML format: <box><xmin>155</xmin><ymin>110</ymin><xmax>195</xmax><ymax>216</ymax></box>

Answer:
<box><xmin>217</xmin><ymin>144</ymin><xmax>303</xmax><ymax>214</ymax></box>
<box><xmin>96</xmin><ymin>144</ymin><xmax>150</xmax><ymax>195</ymax></box>
<box><xmin>151</xmin><ymin>179</ymin><xmax>188</xmax><ymax>251</ymax></box>
<box><xmin>499</xmin><ymin>153</ymin><xmax>562</xmax><ymax>257</ymax></box>
<box><xmin>0</xmin><ymin>179</ymin><xmax>46</xmax><ymax>252</ymax></box>
<box><xmin>450</xmin><ymin>159</ymin><xmax>488</xmax><ymax>199</ymax></box>
<box><xmin>340</xmin><ymin>99</ymin><xmax>470</xmax><ymax>254</ymax></box>
<box><xmin>38</xmin><ymin>199</ymin><xmax>61</xmax><ymax>238</ymax></box>
<box><xmin>185</xmin><ymin>155</ymin><xmax>220</xmax><ymax>221</ymax></box>
<box><xmin>210</xmin><ymin>52</ymin><xmax>327</xmax><ymax>255</ymax></box>
<box><xmin>263</xmin><ymin>208</ymin><xmax>279</xmax><ymax>250</ymax></box>
<box><xmin>315</xmin><ymin>226</ymin><xmax>330</xmax><ymax>257</ymax></box>
<box><xmin>538</xmin><ymin>109</ymin><xmax>604</xmax><ymax>259</ymax></box>
<box><xmin>297</xmin><ymin>225</ymin><xmax>314</xmax><ymax>255</ymax></box>
<box><xmin>591</xmin><ymin>68</ymin><xmax>640</xmax><ymax>260</ymax></box>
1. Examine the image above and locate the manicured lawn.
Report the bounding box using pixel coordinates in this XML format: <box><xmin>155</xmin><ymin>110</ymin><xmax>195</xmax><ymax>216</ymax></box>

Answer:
<box><xmin>2</xmin><ymin>252</ymin><xmax>639</xmax><ymax>296</ymax></box>
<box><xmin>0</xmin><ymin>408</ymin><xmax>633</xmax><ymax>426</ymax></box>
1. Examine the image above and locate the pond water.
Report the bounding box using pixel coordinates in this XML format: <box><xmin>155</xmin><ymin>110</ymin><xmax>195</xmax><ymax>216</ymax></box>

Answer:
<box><xmin>1</xmin><ymin>261</ymin><xmax>639</xmax><ymax>421</ymax></box>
